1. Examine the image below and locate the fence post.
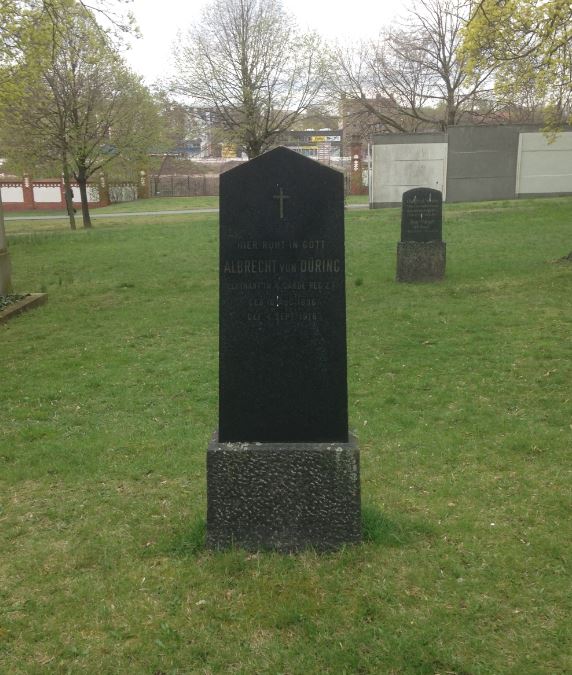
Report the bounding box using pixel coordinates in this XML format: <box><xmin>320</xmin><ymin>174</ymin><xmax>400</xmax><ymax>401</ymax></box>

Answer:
<box><xmin>22</xmin><ymin>175</ymin><xmax>34</xmax><ymax>210</ymax></box>
<box><xmin>99</xmin><ymin>173</ymin><xmax>110</xmax><ymax>206</ymax></box>
<box><xmin>138</xmin><ymin>170</ymin><xmax>149</xmax><ymax>199</ymax></box>
<box><xmin>349</xmin><ymin>136</ymin><xmax>367</xmax><ymax>196</ymax></box>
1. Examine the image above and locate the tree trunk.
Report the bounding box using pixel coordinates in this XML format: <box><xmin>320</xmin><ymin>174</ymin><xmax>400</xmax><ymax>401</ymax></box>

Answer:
<box><xmin>246</xmin><ymin>140</ymin><xmax>264</xmax><ymax>159</ymax></box>
<box><xmin>77</xmin><ymin>168</ymin><xmax>92</xmax><ymax>228</ymax></box>
<box><xmin>447</xmin><ymin>105</ymin><xmax>457</xmax><ymax>128</ymax></box>
<box><xmin>446</xmin><ymin>91</ymin><xmax>457</xmax><ymax>128</ymax></box>
<box><xmin>0</xmin><ymin>189</ymin><xmax>13</xmax><ymax>295</ymax></box>
<box><xmin>62</xmin><ymin>161</ymin><xmax>76</xmax><ymax>231</ymax></box>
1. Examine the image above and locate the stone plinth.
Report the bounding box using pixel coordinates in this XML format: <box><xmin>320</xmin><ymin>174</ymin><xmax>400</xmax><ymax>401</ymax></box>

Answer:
<box><xmin>0</xmin><ymin>293</ymin><xmax>48</xmax><ymax>324</ymax></box>
<box><xmin>396</xmin><ymin>241</ymin><xmax>446</xmax><ymax>282</ymax></box>
<box><xmin>207</xmin><ymin>433</ymin><xmax>361</xmax><ymax>552</ymax></box>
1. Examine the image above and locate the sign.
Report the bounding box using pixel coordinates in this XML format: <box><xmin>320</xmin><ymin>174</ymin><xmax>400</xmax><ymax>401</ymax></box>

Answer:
<box><xmin>310</xmin><ymin>135</ymin><xmax>341</xmax><ymax>143</ymax></box>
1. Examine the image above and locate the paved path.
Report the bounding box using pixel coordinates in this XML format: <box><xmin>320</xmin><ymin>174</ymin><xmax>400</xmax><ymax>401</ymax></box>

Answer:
<box><xmin>5</xmin><ymin>208</ymin><xmax>219</xmax><ymax>221</ymax></box>
<box><xmin>5</xmin><ymin>203</ymin><xmax>368</xmax><ymax>222</ymax></box>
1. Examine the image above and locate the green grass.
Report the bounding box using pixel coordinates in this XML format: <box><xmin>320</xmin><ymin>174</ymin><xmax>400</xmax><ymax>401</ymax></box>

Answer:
<box><xmin>3</xmin><ymin>195</ymin><xmax>220</xmax><ymax>220</ymax></box>
<box><xmin>1</xmin><ymin>197</ymin><xmax>571</xmax><ymax>673</ymax></box>
<box><xmin>101</xmin><ymin>196</ymin><xmax>220</xmax><ymax>212</ymax></box>
<box><xmin>4</xmin><ymin>194</ymin><xmax>367</xmax><ymax>221</ymax></box>
<box><xmin>3</xmin><ymin>194</ymin><xmax>369</xmax><ymax>222</ymax></box>
<box><xmin>346</xmin><ymin>194</ymin><xmax>369</xmax><ymax>204</ymax></box>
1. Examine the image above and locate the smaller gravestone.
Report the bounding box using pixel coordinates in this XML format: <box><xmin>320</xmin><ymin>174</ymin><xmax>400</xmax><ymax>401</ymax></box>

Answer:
<box><xmin>396</xmin><ymin>187</ymin><xmax>446</xmax><ymax>282</ymax></box>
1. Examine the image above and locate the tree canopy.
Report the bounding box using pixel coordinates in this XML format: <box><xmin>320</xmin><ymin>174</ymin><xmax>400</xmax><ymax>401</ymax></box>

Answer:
<box><xmin>462</xmin><ymin>0</ymin><xmax>572</xmax><ymax>126</ymax></box>
<box><xmin>0</xmin><ymin>0</ymin><xmax>160</xmax><ymax>227</ymax></box>
<box><xmin>172</xmin><ymin>0</ymin><xmax>325</xmax><ymax>158</ymax></box>
<box><xmin>328</xmin><ymin>0</ymin><xmax>497</xmax><ymax>135</ymax></box>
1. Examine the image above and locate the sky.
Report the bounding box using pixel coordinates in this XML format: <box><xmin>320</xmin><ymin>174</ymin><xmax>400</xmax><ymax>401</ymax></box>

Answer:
<box><xmin>124</xmin><ymin>0</ymin><xmax>409</xmax><ymax>85</ymax></box>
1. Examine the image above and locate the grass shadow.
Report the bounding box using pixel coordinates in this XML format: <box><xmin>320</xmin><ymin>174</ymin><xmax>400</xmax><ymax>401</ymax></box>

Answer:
<box><xmin>362</xmin><ymin>504</ymin><xmax>436</xmax><ymax>547</ymax></box>
<box><xmin>151</xmin><ymin>506</ymin><xmax>433</xmax><ymax>559</ymax></box>
<box><xmin>152</xmin><ymin>515</ymin><xmax>206</xmax><ymax>558</ymax></box>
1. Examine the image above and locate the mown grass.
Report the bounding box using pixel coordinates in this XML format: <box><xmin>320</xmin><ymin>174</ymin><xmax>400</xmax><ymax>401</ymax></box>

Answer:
<box><xmin>1</xmin><ymin>197</ymin><xmax>571</xmax><ymax>674</ymax></box>
<box><xmin>2</xmin><ymin>195</ymin><xmax>219</xmax><ymax>221</ymax></box>
<box><xmin>3</xmin><ymin>194</ymin><xmax>367</xmax><ymax>222</ymax></box>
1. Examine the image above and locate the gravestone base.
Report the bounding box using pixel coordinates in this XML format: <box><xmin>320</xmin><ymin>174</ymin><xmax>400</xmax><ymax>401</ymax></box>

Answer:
<box><xmin>0</xmin><ymin>250</ymin><xmax>12</xmax><ymax>294</ymax></box>
<box><xmin>396</xmin><ymin>241</ymin><xmax>446</xmax><ymax>282</ymax></box>
<box><xmin>206</xmin><ymin>433</ymin><xmax>361</xmax><ymax>552</ymax></box>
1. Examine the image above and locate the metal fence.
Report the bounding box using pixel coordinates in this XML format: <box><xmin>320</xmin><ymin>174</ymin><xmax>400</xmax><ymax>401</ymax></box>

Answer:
<box><xmin>150</xmin><ymin>174</ymin><xmax>219</xmax><ymax>197</ymax></box>
<box><xmin>149</xmin><ymin>157</ymin><xmax>360</xmax><ymax>198</ymax></box>
<box><xmin>109</xmin><ymin>184</ymin><xmax>138</xmax><ymax>203</ymax></box>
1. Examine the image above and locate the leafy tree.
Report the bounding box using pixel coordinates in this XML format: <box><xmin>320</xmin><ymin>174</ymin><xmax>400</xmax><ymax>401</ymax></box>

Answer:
<box><xmin>0</xmin><ymin>0</ymin><xmax>138</xmax><ymax>276</ymax></box>
<box><xmin>462</xmin><ymin>0</ymin><xmax>572</xmax><ymax>126</ymax></box>
<box><xmin>329</xmin><ymin>0</ymin><xmax>497</xmax><ymax>135</ymax></box>
<box><xmin>0</xmin><ymin>0</ymin><xmax>38</xmax><ymax>288</ymax></box>
<box><xmin>464</xmin><ymin>1</ymin><xmax>572</xmax><ymax>259</ymax></box>
<box><xmin>0</xmin><ymin>0</ymin><xmax>160</xmax><ymax>228</ymax></box>
<box><xmin>172</xmin><ymin>0</ymin><xmax>325</xmax><ymax>158</ymax></box>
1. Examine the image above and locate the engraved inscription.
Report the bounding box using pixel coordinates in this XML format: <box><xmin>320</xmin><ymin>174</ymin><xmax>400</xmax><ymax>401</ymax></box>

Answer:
<box><xmin>401</xmin><ymin>188</ymin><xmax>442</xmax><ymax>242</ymax></box>
<box><xmin>404</xmin><ymin>203</ymin><xmax>440</xmax><ymax>231</ymax></box>
<box><xmin>222</xmin><ymin>231</ymin><xmax>342</xmax><ymax>323</ymax></box>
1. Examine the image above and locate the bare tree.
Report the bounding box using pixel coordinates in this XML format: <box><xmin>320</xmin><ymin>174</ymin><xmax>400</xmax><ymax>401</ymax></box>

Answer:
<box><xmin>172</xmin><ymin>0</ymin><xmax>325</xmax><ymax>158</ymax></box>
<box><xmin>330</xmin><ymin>0</ymin><xmax>497</xmax><ymax>137</ymax></box>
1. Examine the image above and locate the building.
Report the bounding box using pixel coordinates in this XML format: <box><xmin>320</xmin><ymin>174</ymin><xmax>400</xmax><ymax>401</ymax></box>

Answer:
<box><xmin>277</xmin><ymin>129</ymin><xmax>343</xmax><ymax>162</ymax></box>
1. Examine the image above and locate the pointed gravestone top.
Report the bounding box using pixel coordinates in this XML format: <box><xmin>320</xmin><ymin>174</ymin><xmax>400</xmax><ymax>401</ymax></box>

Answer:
<box><xmin>218</xmin><ymin>146</ymin><xmax>348</xmax><ymax>443</ymax></box>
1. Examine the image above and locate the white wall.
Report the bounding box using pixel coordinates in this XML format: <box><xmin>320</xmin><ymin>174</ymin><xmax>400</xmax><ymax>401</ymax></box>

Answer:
<box><xmin>371</xmin><ymin>142</ymin><xmax>448</xmax><ymax>204</ymax></box>
<box><xmin>516</xmin><ymin>132</ymin><xmax>572</xmax><ymax>195</ymax></box>
<box><xmin>71</xmin><ymin>186</ymin><xmax>99</xmax><ymax>203</ymax></box>
<box><xmin>0</xmin><ymin>186</ymin><xmax>24</xmax><ymax>203</ymax></box>
<box><xmin>33</xmin><ymin>185</ymin><xmax>61</xmax><ymax>202</ymax></box>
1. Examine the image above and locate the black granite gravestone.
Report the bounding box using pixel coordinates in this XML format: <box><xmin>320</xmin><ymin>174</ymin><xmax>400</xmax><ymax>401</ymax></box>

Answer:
<box><xmin>207</xmin><ymin>146</ymin><xmax>361</xmax><ymax>551</ymax></box>
<box><xmin>401</xmin><ymin>188</ymin><xmax>442</xmax><ymax>242</ymax></box>
<box><xmin>219</xmin><ymin>147</ymin><xmax>348</xmax><ymax>442</ymax></box>
<box><xmin>397</xmin><ymin>187</ymin><xmax>446</xmax><ymax>282</ymax></box>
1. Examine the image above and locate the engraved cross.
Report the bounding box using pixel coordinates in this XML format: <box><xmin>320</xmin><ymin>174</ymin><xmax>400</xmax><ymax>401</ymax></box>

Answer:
<box><xmin>273</xmin><ymin>187</ymin><xmax>290</xmax><ymax>220</ymax></box>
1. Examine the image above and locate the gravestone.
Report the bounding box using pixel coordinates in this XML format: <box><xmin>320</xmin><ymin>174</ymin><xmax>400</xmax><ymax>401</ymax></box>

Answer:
<box><xmin>207</xmin><ymin>146</ymin><xmax>361</xmax><ymax>552</ymax></box>
<box><xmin>396</xmin><ymin>187</ymin><xmax>446</xmax><ymax>282</ymax></box>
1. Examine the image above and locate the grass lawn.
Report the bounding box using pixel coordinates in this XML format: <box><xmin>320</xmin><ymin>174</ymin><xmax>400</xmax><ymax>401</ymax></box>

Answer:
<box><xmin>2</xmin><ymin>196</ymin><xmax>220</xmax><ymax>221</ymax></box>
<box><xmin>1</xmin><ymin>198</ymin><xmax>571</xmax><ymax>673</ymax></box>
<box><xmin>3</xmin><ymin>194</ymin><xmax>368</xmax><ymax>222</ymax></box>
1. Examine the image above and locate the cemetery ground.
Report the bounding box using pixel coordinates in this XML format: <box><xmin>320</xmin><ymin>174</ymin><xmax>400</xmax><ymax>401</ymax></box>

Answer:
<box><xmin>1</xmin><ymin>197</ymin><xmax>571</xmax><ymax>674</ymax></box>
<box><xmin>3</xmin><ymin>196</ymin><xmax>222</xmax><ymax>222</ymax></box>
<box><xmin>2</xmin><ymin>195</ymin><xmax>368</xmax><ymax>226</ymax></box>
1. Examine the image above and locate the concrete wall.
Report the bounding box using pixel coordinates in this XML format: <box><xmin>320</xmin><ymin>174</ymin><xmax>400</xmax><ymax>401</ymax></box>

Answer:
<box><xmin>516</xmin><ymin>132</ymin><xmax>572</xmax><ymax>196</ymax></box>
<box><xmin>370</xmin><ymin>125</ymin><xmax>572</xmax><ymax>206</ymax></box>
<box><xmin>446</xmin><ymin>126</ymin><xmax>525</xmax><ymax>202</ymax></box>
<box><xmin>370</xmin><ymin>133</ymin><xmax>447</xmax><ymax>207</ymax></box>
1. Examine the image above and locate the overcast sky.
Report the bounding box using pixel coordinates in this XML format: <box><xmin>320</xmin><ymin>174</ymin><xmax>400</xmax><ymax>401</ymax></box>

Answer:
<box><xmin>124</xmin><ymin>0</ymin><xmax>409</xmax><ymax>85</ymax></box>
